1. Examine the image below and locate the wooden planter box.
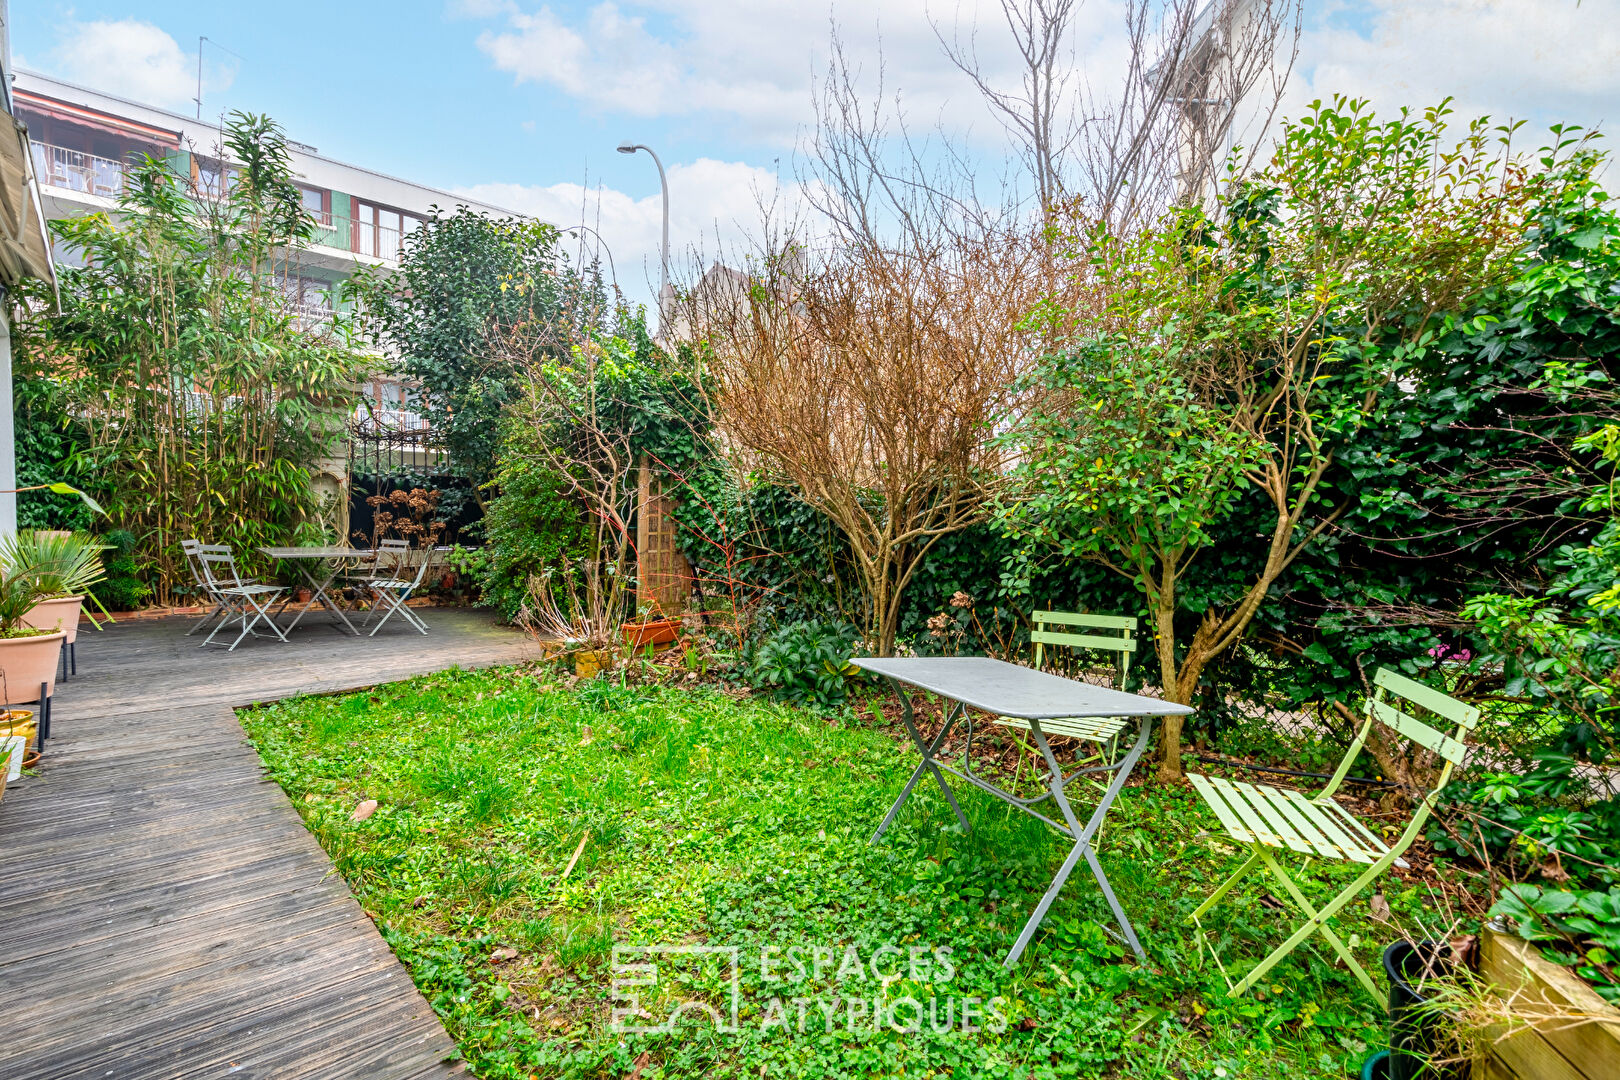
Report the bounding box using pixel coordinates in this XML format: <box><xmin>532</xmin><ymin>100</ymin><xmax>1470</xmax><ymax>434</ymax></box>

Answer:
<box><xmin>1476</xmin><ymin>927</ymin><xmax>1620</xmax><ymax>1080</ymax></box>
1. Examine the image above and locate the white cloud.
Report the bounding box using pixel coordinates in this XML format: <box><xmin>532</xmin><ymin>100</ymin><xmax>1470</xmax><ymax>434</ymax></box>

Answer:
<box><xmin>1291</xmin><ymin>0</ymin><xmax>1620</xmax><ymax>133</ymax></box>
<box><xmin>459</xmin><ymin>157</ymin><xmax>812</xmax><ymax>313</ymax></box>
<box><xmin>473</xmin><ymin>0</ymin><xmax>1128</xmax><ymax>144</ymax></box>
<box><xmin>45</xmin><ymin>19</ymin><xmax>235</xmax><ymax>112</ymax></box>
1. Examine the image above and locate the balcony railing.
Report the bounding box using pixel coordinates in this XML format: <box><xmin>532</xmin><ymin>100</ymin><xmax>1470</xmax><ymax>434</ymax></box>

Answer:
<box><xmin>31</xmin><ymin>141</ymin><xmax>127</xmax><ymax>198</ymax></box>
<box><xmin>289</xmin><ymin>300</ymin><xmax>336</xmax><ymax>331</ymax></box>
<box><xmin>351</xmin><ymin>221</ymin><xmax>404</xmax><ymax>261</ymax></box>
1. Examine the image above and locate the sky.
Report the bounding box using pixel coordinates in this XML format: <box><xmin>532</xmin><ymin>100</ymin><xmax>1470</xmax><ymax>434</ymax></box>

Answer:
<box><xmin>10</xmin><ymin>1</ymin><xmax>1620</xmax><ymax>317</ymax></box>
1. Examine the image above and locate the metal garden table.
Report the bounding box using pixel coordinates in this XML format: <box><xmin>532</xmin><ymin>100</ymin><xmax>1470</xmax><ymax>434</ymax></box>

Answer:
<box><xmin>851</xmin><ymin>656</ymin><xmax>1193</xmax><ymax>966</ymax></box>
<box><xmin>258</xmin><ymin>546</ymin><xmax>377</xmax><ymax>636</ymax></box>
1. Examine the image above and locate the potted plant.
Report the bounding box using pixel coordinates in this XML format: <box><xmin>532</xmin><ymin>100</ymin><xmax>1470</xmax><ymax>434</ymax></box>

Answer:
<box><xmin>8</xmin><ymin>532</ymin><xmax>109</xmax><ymax>672</ymax></box>
<box><xmin>0</xmin><ymin>708</ymin><xmax>34</xmax><ymax>787</ymax></box>
<box><xmin>517</xmin><ymin>564</ymin><xmax>627</xmax><ymax>678</ymax></box>
<box><xmin>622</xmin><ymin>602</ymin><xmax>681</xmax><ymax>650</ymax></box>
<box><xmin>0</xmin><ymin>573</ymin><xmax>70</xmax><ymax>706</ymax></box>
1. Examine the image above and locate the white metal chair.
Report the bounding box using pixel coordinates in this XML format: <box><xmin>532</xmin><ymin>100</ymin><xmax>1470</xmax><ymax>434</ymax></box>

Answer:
<box><xmin>198</xmin><ymin>548</ymin><xmax>289</xmax><ymax>651</ymax></box>
<box><xmin>181</xmin><ymin>540</ymin><xmax>267</xmax><ymax>636</ymax></box>
<box><xmin>180</xmin><ymin>539</ymin><xmax>230</xmax><ymax>636</ymax></box>
<box><xmin>359</xmin><ymin>544</ymin><xmax>432</xmax><ymax>636</ymax></box>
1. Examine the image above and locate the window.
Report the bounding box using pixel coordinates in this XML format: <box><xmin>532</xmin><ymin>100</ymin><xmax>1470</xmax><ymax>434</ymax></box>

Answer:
<box><xmin>351</xmin><ymin>200</ymin><xmax>422</xmax><ymax>259</ymax></box>
<box><xmin>300</xmin><ymin>186</ymin><xmax>330</xmax><ymax>225</ymax></box>
<box><xmin>276</xmin><ymin>270</ymin><xmax>334</xmax><ymax>320</ymax></box>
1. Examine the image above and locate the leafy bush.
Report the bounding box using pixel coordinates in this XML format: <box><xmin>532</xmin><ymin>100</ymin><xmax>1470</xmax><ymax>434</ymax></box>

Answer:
<box><xmin>1433</xmin><ymin>751</ymin><xmax>1620</xmax><ymax>887</ymax></box>
<box><xmin>1490</xmin><ymin>883</ymin><xmax>1620</xmax><ymax>1003</ymax></box>
<box><xmin>746</xmin><ymin>621</ymin><xmax>860</xmax><ymax>708</ymax></box>
<box><xmin>478</xmin><ymin>456</ymin><xmax>586</xmax><ymax>620</ymax></box>
<box><xmin>90</xmin><ymin>530</ymin><xmax>149</xmax><ymax>612</ymax></box>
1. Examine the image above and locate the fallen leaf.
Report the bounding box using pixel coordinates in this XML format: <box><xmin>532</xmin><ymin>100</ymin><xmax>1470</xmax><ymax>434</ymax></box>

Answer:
<box><xmin>1369</xmin><ymin>893</ymin><xmax>1391</xmax><ymax>923</ymax></box>
<box><xmin>627</xmin><ymin>1051</ymin><xmax>651</xmax><ymax>1080</ymax></box>
<box><xmin>491</xmin><ymin>946</ymin><xmax>519</xmax><ymax>963</ymax></box>
<box><xmin>351</xmin><ymin>799</ymin><xmax>379</xmax><ymax>822</ymax></box>
<box><xmin>580</xmin><ymin>725</ymin><xmax>594</xmax><ymax>746</ymax></box>
<box><xmin>1259</xmin><ymin>894</ymin><xmax>1284</xmax><ymax>910</ymax></box>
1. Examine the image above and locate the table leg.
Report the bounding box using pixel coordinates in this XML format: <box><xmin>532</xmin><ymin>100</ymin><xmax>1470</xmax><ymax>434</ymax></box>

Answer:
<box><xmin>1003</xmin><ymin>717</ymin><xmax>1154</xmax><ymax>966</ymax></box>
<box><xmin>282</xmin><ymin>561</ymin><xmax>359</xmax><ymax>636</ymax></box>
<box><xmin>872</xmin><ymin>684</ymin><xmax>970</xmax><ymax>843</ymax></box>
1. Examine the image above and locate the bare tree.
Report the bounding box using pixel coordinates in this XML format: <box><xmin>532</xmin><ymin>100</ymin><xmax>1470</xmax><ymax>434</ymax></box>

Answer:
<box><xmin>933</xmin><ymin>0</ymin><xmax>1083</xmax><ymax>216</ymax></box>
<box><xmin>686</xmin><ymin>225</ymin><xmax>1062</xmax><ymax>656</ymax></box>
<box><xmin>935</xmin><ymin>0</ymin><xmax>1302</xmax><ymax>226</ymax></box>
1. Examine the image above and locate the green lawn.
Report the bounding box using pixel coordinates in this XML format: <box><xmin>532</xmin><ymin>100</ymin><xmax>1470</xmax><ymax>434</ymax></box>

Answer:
<box><xmin>241</xmin><ymin>667</ymin><xmax>1418</xmax><ymax>1080</ymax></box>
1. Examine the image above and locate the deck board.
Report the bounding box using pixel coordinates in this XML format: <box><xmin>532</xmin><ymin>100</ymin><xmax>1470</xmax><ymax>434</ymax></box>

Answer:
<box><xmin>0</xmin><ymin>607</ymin><xmax>539</xmax><ymax>1078</ymax></box>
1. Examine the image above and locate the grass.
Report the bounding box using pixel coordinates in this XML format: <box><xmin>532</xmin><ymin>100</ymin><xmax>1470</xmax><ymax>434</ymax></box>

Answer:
<box><xmin>241</xmin><ymin>667</ymin><xmax>1438</xmax><ymax>1079</ymax></box>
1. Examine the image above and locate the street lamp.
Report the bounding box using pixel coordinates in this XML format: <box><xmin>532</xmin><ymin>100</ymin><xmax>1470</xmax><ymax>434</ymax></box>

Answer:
<box><xmin>616</xmin><ymin>142</ymin><xmax>669</xmax><ymax>305</ymax></box>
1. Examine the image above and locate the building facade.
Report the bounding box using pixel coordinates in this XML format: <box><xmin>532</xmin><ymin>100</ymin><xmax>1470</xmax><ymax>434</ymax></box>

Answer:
<box><xmin>11</xmin><ymin>69</ymin><xmax>524</xmax><ymax>539</ymax></box>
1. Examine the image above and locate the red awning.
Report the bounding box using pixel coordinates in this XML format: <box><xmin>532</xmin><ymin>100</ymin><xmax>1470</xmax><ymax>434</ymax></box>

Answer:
<box><xmin>14</xmin><ymin>90</ymin><xmax>181</xmax><ymax>148</ymax></box>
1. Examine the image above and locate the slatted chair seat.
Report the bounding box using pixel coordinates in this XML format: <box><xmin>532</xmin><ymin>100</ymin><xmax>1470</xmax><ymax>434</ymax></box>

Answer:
<box><xmin>1186</xmin><ymin>774</ymin><xmax>1408</xmax><ymax>867</ymax></box>
<box><xmin>995</xmin><ymin>713</ymin><xmax>1132</xmax><ymax>743</ymax></box>
<box><xmin>991</xmin><ymin>610</ymin><xmax>1137</xmax><ymax>746</ymax></box>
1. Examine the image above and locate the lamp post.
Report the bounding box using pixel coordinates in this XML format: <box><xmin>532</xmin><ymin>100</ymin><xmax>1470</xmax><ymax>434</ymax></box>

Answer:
<box><xmin>616</xmin><ymin>142</ymin><xmax>669</xmax><ymax>306</ymax></box>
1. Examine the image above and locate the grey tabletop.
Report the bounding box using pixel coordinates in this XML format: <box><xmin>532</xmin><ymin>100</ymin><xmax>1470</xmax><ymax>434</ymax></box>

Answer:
<box><xmin>850</xmin><ymin>656</ymin><xmax>1193</xmax><ymax>720</ymax></box>
<box><xmin>259</xmin><ymin>546</ymin><xmax>376</xmax><ymax>559</ymax></box>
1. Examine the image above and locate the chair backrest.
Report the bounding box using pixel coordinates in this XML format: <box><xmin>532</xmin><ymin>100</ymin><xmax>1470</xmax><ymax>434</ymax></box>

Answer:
<box><xmin>1030</xmin><ymin>610</ymin><xmax>1137</xmax><ymax>689</ymax></box>
<box><xmin>180</xmin><ymin>539</ymin><xmax>213</xmax><ymax>595</ymax></box>
<box><xmin>1312</xmin><ymin>667</ymin><xmax>1478</xmax><ymax>866</ymax></box>
<box><xmin>198</xmin><ymin>548</ymin><xmax>246</xmax><ymax>592</ymax></box>
<box><xmin>1322</xmin><ymin>666</ymin><xmax>1477</xmax><ymax>803</ymax></box>
<box><xmin>375</xmin><ymin>538</ymin><xmax>411</xmax><ymax>575</ymax></box>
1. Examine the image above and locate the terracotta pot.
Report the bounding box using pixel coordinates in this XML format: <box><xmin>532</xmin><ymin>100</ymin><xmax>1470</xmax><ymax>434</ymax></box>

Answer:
<box><xmin>622</xmin><ymin>618</ymin><xmax>680</xmax><ymax>649</ymax></box>
<box><xmin>440</xmin><ymin>572</ymin><xmax>456</xmax><ymax>590</ymax></box>
<box><xmin>0</xmin><ymin>630</ymin><xmax>67</xmax><ymax>702</ymax></box>
<box><xmin>22</xmin><ymin>595</ymin><xmax>84</xmax><ymax>644</ymax></box>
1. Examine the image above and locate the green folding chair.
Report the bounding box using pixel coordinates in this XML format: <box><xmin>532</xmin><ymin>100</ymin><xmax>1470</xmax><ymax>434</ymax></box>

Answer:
<box><xmin>993</xmin><ymin>611</ymin><xmax>1139</xmax><ymax>749</ymax></box>
<box><xmin>1186</xmin><ymin>667</ymin><xmax>1478</xmax><ymax>999</ymax></box>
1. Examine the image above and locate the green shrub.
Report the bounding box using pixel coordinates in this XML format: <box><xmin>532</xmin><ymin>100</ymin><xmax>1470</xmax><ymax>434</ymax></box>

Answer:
<box><xmin>746</xmin><ymin>620</ymin><xmax>860</xmax><ymax>708</ymax></box>
<box><xmin>478</xmin><ymin>456</ymin><xmax>585</xmax><ymax>620</ymax></box>
<box><xmin>91</xmin><ymin>529</ymin><xmax>149</xmax><ymax>612</ymax></box>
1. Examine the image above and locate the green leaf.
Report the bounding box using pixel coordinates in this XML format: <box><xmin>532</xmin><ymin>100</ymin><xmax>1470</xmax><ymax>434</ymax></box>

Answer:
<box><xmin>46</xmin><ymin>483</ymin><xmax>105</xmax><ymax>516</ymax></box>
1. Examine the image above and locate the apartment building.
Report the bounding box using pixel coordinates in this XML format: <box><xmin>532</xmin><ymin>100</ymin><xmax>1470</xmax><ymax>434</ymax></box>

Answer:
<box><xmin>12</xmin><ymin>69</ymin><xmax>524</xmax><ymax>537</ymax></box>
<box><xmin>12</xmin><ymin>69</ymin><xmax>522</xmax><ymax>426</ymax></box>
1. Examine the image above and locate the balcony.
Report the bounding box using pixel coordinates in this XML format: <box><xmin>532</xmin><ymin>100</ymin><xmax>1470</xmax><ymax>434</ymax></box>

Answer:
<box><xmin>31</xmin><ymin>141</ymin><xmax>126</xmax><ymax>198</ymax></box>
<box><xmin>350</xmin><ymin>220</ymin><xmax>404</xmax><ymax>262</ymax></box>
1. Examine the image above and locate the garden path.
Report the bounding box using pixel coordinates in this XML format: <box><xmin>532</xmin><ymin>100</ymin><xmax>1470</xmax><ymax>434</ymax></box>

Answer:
<box><xmin>0</xmin><ymin>608</ymin><xmax>540</xmax><ymax>1079</ymax></box>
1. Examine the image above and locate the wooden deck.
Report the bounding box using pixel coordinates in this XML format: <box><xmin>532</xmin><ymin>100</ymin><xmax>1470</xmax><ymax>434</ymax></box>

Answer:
<box><xmin>0</xmin><ymin>607</ymin><xmax>540</xmax><ymax>1079</ymax></box>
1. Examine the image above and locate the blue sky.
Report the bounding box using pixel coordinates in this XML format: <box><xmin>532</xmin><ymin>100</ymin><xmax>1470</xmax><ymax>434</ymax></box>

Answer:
<box><xmin>12</xmin><ymin>1</ymin><xmax>1620</xmax><ymax>313</ymax></box>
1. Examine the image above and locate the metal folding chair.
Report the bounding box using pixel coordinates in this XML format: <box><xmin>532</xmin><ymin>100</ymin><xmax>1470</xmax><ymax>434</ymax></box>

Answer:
<box><xmin>1186</xmin><ymin>667</ymin><xmax>1478</xmax><ymax>999</ymax></box>
<box><xmin>198</xmin><ymin>548</ymin><xmax>289</xmax><ymax>651</ymax></box>
<box><xmin>359</xmin><ymin>544</ymin><xmax>431</xmax><ymax>636</ymax></box>
<box><xmin>994</xmin><ymin>610</ymin><xmax>1138</xmax><ymax>752</ymax></box>
<box><xmin>180</xmin><ymin>540</ymin><xmax>231</xmax><ymax>636</ymax></box>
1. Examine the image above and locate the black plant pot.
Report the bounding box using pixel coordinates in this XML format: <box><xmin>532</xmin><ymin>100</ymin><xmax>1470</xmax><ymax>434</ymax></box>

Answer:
<box><xmin>1383</xmin><ymin>940</ymin><xmax>1465</xmax><ymax>1080</ymax></box>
